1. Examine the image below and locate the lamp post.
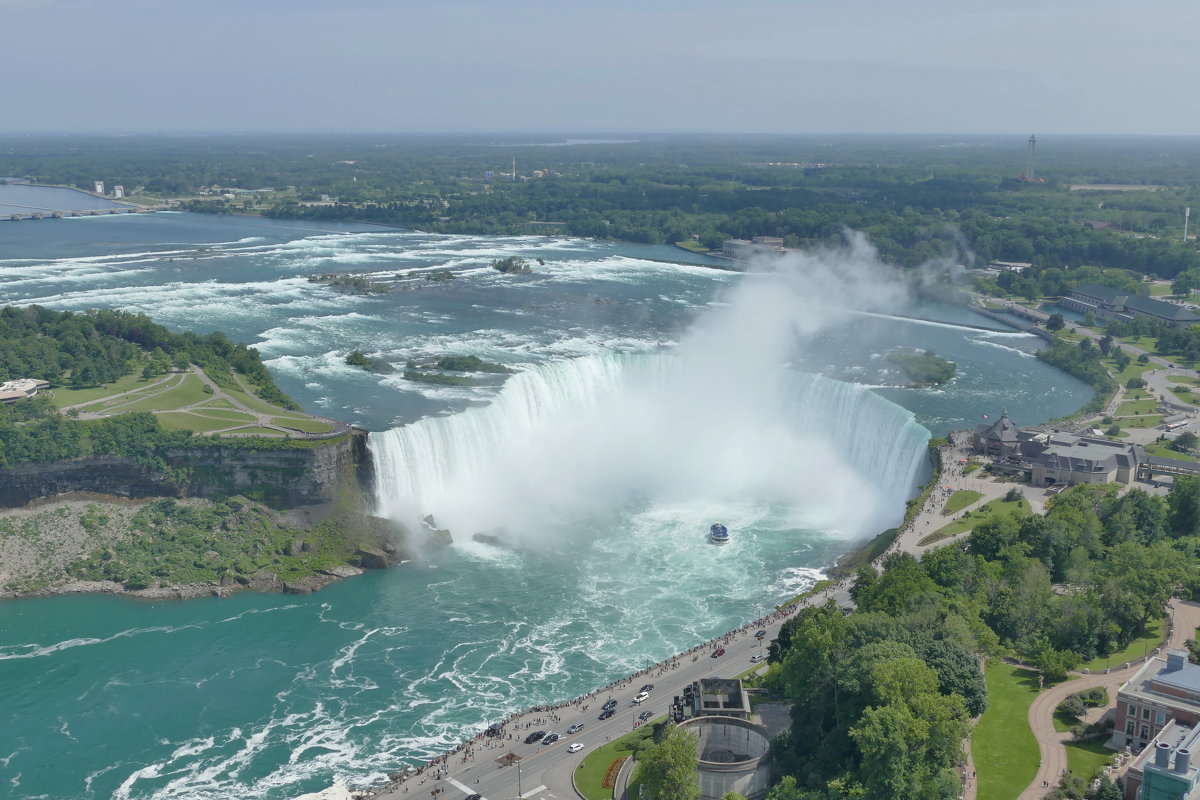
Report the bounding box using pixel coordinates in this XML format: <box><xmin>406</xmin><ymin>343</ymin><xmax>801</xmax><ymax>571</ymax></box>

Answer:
<box><xmin>517</xmin><ymin>760</ymin><xmax>522</xmax><ymax>800</ymax></box>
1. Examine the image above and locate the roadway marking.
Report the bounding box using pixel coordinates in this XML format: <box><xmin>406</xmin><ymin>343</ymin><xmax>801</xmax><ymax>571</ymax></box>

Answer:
<box><xmin>444</xmin><ymin>776</ymin><xmax>483</xmax><ymax>798</ymax></box>
<box><xmin>522</xmin><ymin>786</ymin><xmax>548</xmax><ymax>798</ymax></box>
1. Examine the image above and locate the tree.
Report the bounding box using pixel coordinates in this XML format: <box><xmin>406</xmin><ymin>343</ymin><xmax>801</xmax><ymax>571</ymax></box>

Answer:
<box><xmin>637</xmin><ymin>725</ymin><xmax>700</xmax><ymax>800</ymax></box>
<box><xmin>1169</xmin><ymin>475</ymin><xmax>1200</xmax><ymax>537</ymax></box>
<box><xmin>1046</xmin><ymin>313</ymin><xmax>1065</xmax><ymax>331</ymax></box>
<box><xmin>1170</xmin><ymin>431</ymin><xmax>1198</xmax><ymax>453</ymax></box>
<box><xmin>1089</xmin><ymin>775</ymin><xmax>1122</xmax><ymax>800</ymax></box>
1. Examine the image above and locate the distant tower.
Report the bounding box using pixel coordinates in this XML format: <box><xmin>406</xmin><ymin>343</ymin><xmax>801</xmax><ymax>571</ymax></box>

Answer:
<box><xmin>512</xmin><ymin>157</ymin><xmax>517</xmax><ymax>181</ymax></box>
<box><xmin>1021</xmin><ymin>135</ymin><xmax>1037</xmax><ymax>182</ymax></box>
<box><xmin>112</xmin><ymin>185</ymin><xmax>125</xmax><ymax>199</ymax></box>
<box><xmin>94</xmin><ymin>181</ymin><xmax>105</xmax><ymax>195</ymax></box>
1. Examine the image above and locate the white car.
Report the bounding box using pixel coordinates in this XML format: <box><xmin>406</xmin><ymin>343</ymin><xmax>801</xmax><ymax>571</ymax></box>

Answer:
<box><xmin>567</xmin><ymin>743</ymin><xmax>584</xmax><ymax>753</ymax></box>
<box><xmin>750</xmin><ymin>654</ymin><xmax>765</xmax><ymax>663</ymax></box>
<box><xmin>633</xmin><ymin>691</ymin><xmax>650</xmax><ymax>704</ymax></box>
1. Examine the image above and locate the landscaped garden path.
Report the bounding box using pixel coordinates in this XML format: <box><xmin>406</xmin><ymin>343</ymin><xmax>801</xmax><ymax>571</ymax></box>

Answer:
<box><xmin>1017</xmin><ymin>599</ymin><xmax>1200</xmax><ymax>800</ymax></box>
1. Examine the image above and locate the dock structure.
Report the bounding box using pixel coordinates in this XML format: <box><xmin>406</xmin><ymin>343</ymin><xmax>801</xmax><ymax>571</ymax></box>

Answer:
<box><xmin>0</xmin><ymin>202</ymin><xmax>157</xmax><ymax>221</ymax></box>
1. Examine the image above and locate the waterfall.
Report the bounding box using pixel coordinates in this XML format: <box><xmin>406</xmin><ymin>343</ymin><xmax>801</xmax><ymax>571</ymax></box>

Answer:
<box><xmin>369</xmin><ymin>353</ymin><xmax>930</xmax><ymax>544</ymax></box>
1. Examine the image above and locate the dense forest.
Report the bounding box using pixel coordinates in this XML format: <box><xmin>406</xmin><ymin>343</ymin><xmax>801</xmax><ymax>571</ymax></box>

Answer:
<box><xmin>3</xmin><ymin>134</ymin><xmax>1199</xmax><ymax>275</ymax></box>
<box><xmin>761</xmin><ymin>480</ymin><xmax>1200</xmax><ymax>800</ymax></box>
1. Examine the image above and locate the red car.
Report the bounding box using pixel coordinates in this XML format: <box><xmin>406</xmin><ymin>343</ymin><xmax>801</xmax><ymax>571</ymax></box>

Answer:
<box><xmin>711</xmin><ymin>648</ymin><xmax>725</xmax><ymax>658</ymax></box>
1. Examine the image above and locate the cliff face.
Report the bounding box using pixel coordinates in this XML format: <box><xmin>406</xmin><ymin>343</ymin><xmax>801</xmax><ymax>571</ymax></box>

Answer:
<box><xmin>0</xmin><ymin>432</ymin><xmax>372</xmax><ymax>509</ymax></box>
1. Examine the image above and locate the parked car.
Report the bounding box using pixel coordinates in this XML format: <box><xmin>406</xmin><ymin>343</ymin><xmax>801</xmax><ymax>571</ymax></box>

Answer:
<box><xmin>750</xmin><ymin>654</ymin><xmax>765</xmax><ymax>663</ymax></box>
<box><xmin>524</xmin><ymin>730</ymin><xmax>545</xmax><ymax>744</ymax></box>
<box><xmin>567</xmin><ymin>723</ymin><xmax>584</xmax><ymax>735</ymax></box>
<box><xmin>567</xmin><ymin>743</ymin><xmax>584</xmax><ymax>753</ymax></box>
<box><xmin>755</xmin><ymin>629</ymin><xmax>767</xmax><ymax>639</ymax></box>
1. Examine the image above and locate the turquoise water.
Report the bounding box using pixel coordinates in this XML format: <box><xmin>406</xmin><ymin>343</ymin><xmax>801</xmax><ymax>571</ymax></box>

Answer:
<box><xmin>0</xmin><ymin>214</ymin><xmax>1092</xmax><ymax>799</ymax></box>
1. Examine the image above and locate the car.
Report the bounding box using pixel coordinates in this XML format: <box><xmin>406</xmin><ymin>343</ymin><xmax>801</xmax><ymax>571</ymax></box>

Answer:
<box><xmin>711</xmin><ymin>647</ymin><xmax>725</xmax><ymax>658</ymax></box>
<box><xmin>633</xmin><ymin>691</ymin><xmax>650</xmax><ymax>704</ymax></box>
<box><xmin>524</xmin><ymin>730</ymin><xmax>545</xmax><ymax>744</ymax></box>
<box><xmin>638</xmin><ymin>710</ymin><xmax>654</xmax><ymax>721</ymax></box>
<box><xmin>542</xmin><ymin>733</ymin><xmax>560</xmax><ymax>745</ymax></box>
<box><xmin>567</xmin><ymin>743</ymin><xmax>584</xmax><ymax>753</ymax></box>
<box><xmin>466</xmin><ymin>795</ymin><xmax>482</xmax><ymax>800</ymax></box>
<box><xmin>567</xmin><ymin>723</ymin><xmax>584</xmax><ymax>735</ymax></box>
<box><xmin>599</xmin><ymin>709</ymin><xmax>615</xmax><ymax>720</ymax></box>
<box><xmin>602</xmin><ymin>699</ymin><xmax>618</xmax><ymax>710</ymax></box>
<box><xmin>755</xmin><ymin>629</ymin><xmax>767</xmax><ymax>639</ymax></box>
<box><xmin>750</xmin><ymin>654</ymin><xmax>765</xmax><ymax>663</ymax></box>
<box><xmin>639</xmin><ymin>684</ymin><xmax>654</xmax><ymax>693</ymax></box>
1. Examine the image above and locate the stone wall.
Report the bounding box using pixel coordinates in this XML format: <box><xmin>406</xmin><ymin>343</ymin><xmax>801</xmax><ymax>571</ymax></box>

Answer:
<box><xmin>0</xmin><ymin>432</ymin><xmax>371</xmax><ymax>509</ymax></box>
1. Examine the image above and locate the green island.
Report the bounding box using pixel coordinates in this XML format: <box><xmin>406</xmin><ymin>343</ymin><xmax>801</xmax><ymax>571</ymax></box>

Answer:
<box><xmin>887</xmin><ymin>349</ymin><xmax>957</xmax><ymax>385</ymax></box>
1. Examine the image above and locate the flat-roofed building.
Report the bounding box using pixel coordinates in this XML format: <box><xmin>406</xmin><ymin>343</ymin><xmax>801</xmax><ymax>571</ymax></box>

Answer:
<box><xmin>0</xmin><ymin>378</ymin><xmax>50</xmax><ymax>403</ymax></box>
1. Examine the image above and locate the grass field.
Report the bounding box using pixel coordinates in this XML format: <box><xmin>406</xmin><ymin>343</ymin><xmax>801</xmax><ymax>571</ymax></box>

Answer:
<box><xmin>931</xmin><ymin>495</ymin><xmax>1030</xmax><ymax>538</ymax></box>
<box><xmin>942</xmin><ymin>489</ymin><xmax>983</xmax><ymax>515</ymax></box>
<box><xmin>110</xmin><ymin>374</ymin><xmax>211</xmax><ymax>413</ymax></box>
<box><xmin>574</xmin><ymin>728</ymin><xmax>655</xmax><ymax>800</ymax></box>
<box><xmin>49</xmin><ymin>370</ymin><xmax>150</xmax><ymax>407</ymax></box>
<box><xmin>1065</xmin><ymin>739</ymin><xmax>1116</xmax><ymax>780</ymax></box>
<box><xmin>195</xmin><ymin>397</ymin><xmax>238</xmax><ymax>409</ymax></box>
<box><xmin>270</xmin><ymin>416</ymin><xmax>335</xmax><ymax>434</ymax></box>
<box><xmin>1169</xmin><ymin>375</ymin><xmax>1200</xmax><ymax>386</ymax></box>
<box><xmin>225</xmin><ymin>426</ymin><xmax>287</xmax><ymax>437</ymax></box>
<box><xmin>1105</xmin><ymin>358</ymin><xmax>1156</xmax><ymax>386</ymax></box>
<box><xmin>1145</xmin><ymin>443</ymin><xmax>1200</xmax><ymax>463</ymax></box>
<box><xmin>974</xmin><ymin>663</ymin><xmax>1041</xmax><ymax>800</ymax></box>
<box><xmin>155</xmin><ymin>412</ymin><xmax>245</xmax><ymax>433</ymax></box>
<box><xmin>1080</xmin><ymin>619</ymin><xmax>1165</xmax><ymax>671</ymax></box>
<box><xmin>1116</xmin><ymin>398</ymin><xmax>1162</xmax><ymax>416</ymax></box>
<box><xmin>191</xmin><ymin>409</ymin><xmax>257</xmax><ymax>423</ymax></box>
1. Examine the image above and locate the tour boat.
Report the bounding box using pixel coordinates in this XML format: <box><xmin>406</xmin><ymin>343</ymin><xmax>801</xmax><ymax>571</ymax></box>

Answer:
<box><xmin>709</xmin><ymin>522</ymin><xmax>730</xmax><ymax>545</ymax></box>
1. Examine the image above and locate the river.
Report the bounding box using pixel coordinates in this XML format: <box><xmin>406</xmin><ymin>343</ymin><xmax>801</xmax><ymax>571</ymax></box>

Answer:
<box><xmin>0</xmin><ymin>213</ymin><xmax>1091</xmax><ymax>800</ymax></box>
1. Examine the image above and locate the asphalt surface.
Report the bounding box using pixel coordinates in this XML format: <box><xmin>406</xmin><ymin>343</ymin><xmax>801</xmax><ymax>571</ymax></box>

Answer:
<box><xmin>371</xmin><ymin>602</ymin><xmax>809</xmax><ymax>800</ymax></box>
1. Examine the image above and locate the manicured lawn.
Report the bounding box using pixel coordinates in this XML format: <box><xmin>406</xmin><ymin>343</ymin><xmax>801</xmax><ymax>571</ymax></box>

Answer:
<box><xmin>224</xmin><ymin>426</ymin><xmax>288</xmax><ymax>437</ymax></box>
<box><xmin>574</xmin><ymin>728</ymin><xmax>655</xmax><ymax>800</ymax></box>
<box><xmin>1080</xmin><ymin>619</ymin><xmax>1165</xmax><ymax>671</ymax></box>
<box><xmin>1145</xmin><ymin>443</ymin><xmax>1200</xmax><ymax>463</ymax></box>
<box><xmin>226</xmin><ymin>376</ymin><xmax>293</xmax><ymax>415</ymax></box>
<box><xmin>49</xmin><ymin>370</ymin><xmax>150</xmax><ymax>407</ymax></box>
<box><xmin>1168</xmin><ymin>375</ymin><xmax>1200</xmax><ymax>386</ymax></box>
<box><xmin>191</xmin><ymin>409</ymin><xmax>257</xmax><ymax>423</ymax></box>
<box><xmin>195</xmin><ymin>397</ymin><xmax>238</xmax><ymax>409</ymax></box>
<box><xmin>155</xmin><ymin>412</ymin><xmax>248</xmax><ymax>433</ymax></box>
<box><xmin>1118</xmin><ymin>415</ymin><xmax>1164</xmax><ymax>429</ymax></box>
<box><xmin>943</xmin><ymin>489</ymin><xmax>983</xmax><ymax>515</ymax></box>
<box><xmin>1117</xmin><ymin>398</ymin><xmax>1161</xmax><ymax>416</ymax></box>
<box><xmin>1065</xmin><ymin>739</ymin><xmax>1116</xmax><ymax>780</ymax></box>
<box><xmin>1149</xmin><ymin>284</ymin><xmax>1173</xmax><ymax>297</ymax></box>
<box><xmin>1106</xmin><ymin>358</ymin><xmax>1155</xmax><ymax>386</ymax></box>
<box><xmin>111</xmin><ymin>374</ymin><xmax>211</xmax><ymax>413</ymax></box>
<box><xmin>89</xmin><ymin>374</ymin><xmax>184</xmax><ymax>411</ymax></box>
<box><xmin>974</xmin><ymin>663</ymin><xmax>1042</xmax><ymax>800</ymax></box>
<box><xmin>674</xmin><ymin>240</ymin><xmax>707</xmax><ymax>253</ymax></box>
<box><xmin>270</xmin><ymin>416</ymin><xmax>335</xmax><ymax>434</ymax></box>
<box><xmin>931</xmin><ymin>495</ymin><xmax>1030</xmax><ymax>538</ymax></box>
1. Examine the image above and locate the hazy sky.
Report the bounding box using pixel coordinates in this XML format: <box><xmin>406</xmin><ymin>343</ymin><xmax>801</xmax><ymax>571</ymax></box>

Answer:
<box><xmin>3</xmin><ymin>0</ymin><xmax>1195</xmax><ymax>135</ymax></box>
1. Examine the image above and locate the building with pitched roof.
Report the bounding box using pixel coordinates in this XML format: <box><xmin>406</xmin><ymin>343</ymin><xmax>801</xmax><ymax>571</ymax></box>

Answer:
<box><xmin>973</xmin><ymin>410</ymin><xmax>1022</xmax><ymax>458</ymax></box>
<box><xmin>1061</xmin><ymin>284</ymin><xmax>1200</xmax><ymax>327</ymax></box>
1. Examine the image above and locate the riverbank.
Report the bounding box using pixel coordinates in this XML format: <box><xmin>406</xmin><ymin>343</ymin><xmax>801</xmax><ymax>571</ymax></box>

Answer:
<box><xmin>0</xmin><ymin>492</ymin><xmax>410</xmax><ymax>600</ymax></box>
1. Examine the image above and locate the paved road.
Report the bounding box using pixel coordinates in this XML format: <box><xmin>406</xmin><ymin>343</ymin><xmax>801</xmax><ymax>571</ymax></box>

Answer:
<box><xmin>370</xmin><ymin>599</ymin><xmax>816</xmax><ymax>800</ymax></box>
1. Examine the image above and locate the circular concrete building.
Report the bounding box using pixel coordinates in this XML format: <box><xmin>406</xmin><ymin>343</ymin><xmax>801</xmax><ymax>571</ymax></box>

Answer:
<box><xmin>677</xmin><ymin>716</ymin><xmax>772</xmax><ymax>800</ymax></box>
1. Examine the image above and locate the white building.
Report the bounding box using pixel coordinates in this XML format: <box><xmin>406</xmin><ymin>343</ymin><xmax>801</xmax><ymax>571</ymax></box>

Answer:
<box><xmin>113</xmin><ymin>185</ymin><xmax>125</xmax><ymax>199</ymax></box>
<box><xmin>0</xmin><ymin>378</ymin><xmax>50</xmax><ymax>404</ymax></box>
<box><xmin>94</xmin><ymin>181</ymin><xmax>105</xmax><ymax>195</ymax></box>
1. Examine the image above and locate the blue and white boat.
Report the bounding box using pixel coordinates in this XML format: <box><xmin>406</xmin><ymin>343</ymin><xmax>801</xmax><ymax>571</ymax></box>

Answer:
<box><xmin>709</xmin><ymin>522</ymin><xmax>730</xmax><ymax>545</ymax></box>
